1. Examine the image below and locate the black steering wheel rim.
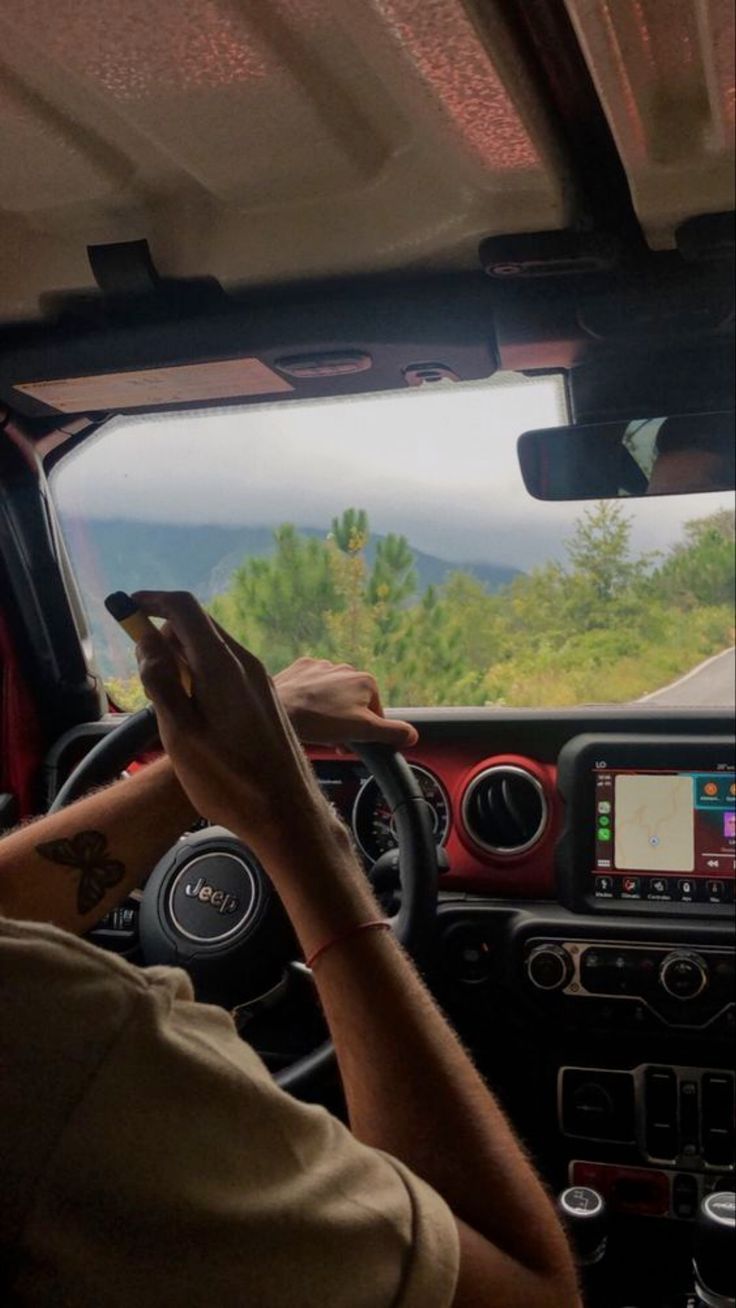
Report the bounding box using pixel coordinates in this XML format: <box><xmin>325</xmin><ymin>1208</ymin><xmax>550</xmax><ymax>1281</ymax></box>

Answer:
<box><xmin>50</xmin><ymin>706</ymin><xmax>439</xmax><ymax>1092</ymax></box>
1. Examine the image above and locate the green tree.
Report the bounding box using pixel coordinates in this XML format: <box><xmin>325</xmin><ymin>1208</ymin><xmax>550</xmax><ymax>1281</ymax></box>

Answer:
<box><xmin>189</xmin><ymin>500</ymin><xmax>735</xmax><ymax>711</ymax></box>
<box><xmin>652</xmin><ymin>508</ymin><xmax>735</xmax><ymax>608</ymax></box>
<box><xmin>325</xmin><ymin>529</ymin><xmax>376</xmax><ymax>668</ymax></box>
<box><xmin>329</xmin><ymin>508</ymin><xmax>368</xmax><ymax>555</ymax></box>
<box><xmin>387</xmin><ymin>587</ymin><xmax>476</xmax><ymax>705</ymax></box>
<box><xmin>368</xmin><ymin>533</ymin><xmax>417</xmax><ymax>608</ymax></box>
<box><xmin>210</xmin><ymin>524</ymin><xmax>341</xmax><ymax>668</ymax></box>
<box><xmin>565</xmin><ymin>501</ymin><xmax>648</xmax><ymax>602</ymax></box>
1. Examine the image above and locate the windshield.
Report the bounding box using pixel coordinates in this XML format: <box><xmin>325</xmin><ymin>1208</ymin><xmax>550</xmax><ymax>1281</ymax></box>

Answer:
<box><xmin>50</xmin><ymin>373</ymin><xmax>735</xmax><ymax>710</ymax></box>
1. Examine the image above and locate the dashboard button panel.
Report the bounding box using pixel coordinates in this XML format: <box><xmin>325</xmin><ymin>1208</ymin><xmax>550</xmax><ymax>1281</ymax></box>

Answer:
<box><xmin>561</xmin><ymin>1064</ymin><xmax>735</xmax><ymax>1176</ymax></box>
<box><xmin>523</xmin><ymin>938</ymin><xmax>735</xmax><ymax>1029</ymax></box>
<box><xmin>702</xmin><ymin>1075</ymin><xmax>736</xmax><ymax>1167</ymax></box>
<box><xmin>645</xmin><ymin>1067</ymin><xmax>678</xmax><ymax>1161</ymax></box>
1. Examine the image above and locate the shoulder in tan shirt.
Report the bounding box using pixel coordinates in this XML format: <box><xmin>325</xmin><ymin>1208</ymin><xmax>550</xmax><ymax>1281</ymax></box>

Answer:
<box><xmin>0</xmin><ymin>917</ymin><xmax>458</xmax><ymax>1307</ymax></box>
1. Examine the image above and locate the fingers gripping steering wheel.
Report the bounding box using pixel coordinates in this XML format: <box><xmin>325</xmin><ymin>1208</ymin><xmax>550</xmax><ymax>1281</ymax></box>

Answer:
<box><xmin>50</xmin><ymin>706</ymin><xmax>439</xmax><ymax>1093</ymax></box>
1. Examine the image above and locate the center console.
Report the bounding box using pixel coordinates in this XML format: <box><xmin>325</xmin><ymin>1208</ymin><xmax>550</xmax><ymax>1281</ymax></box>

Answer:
<box><xmin>436</xmin><ymin>731</ymin><xmax>735</xmax><ymax>1305</ymax></box>
<box><xmin>528</xmin><ymin>736</ymin><xmax>736</xmax><ymax>1228</ymax></box>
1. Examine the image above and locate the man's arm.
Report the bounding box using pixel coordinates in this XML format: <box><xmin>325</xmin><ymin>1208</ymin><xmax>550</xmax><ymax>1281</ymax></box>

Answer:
<box><xmin>0</xmin><ymin>759</ymin><xmax>196</xmax><ymax>933</ymax></box>
<box><xmin>241</xmin><ymin>819</ymin><xmax>579</xmax><ymax>1308</ymax></box>
<box><xmin>0</xmin><ymin>657</ymin><xmax>417</xmax><ymax>934</ymax></box>
<box><xmin>135</xmin><ymin>592</ymin><xmax>580</xmax><ymax>1308</ymax></box>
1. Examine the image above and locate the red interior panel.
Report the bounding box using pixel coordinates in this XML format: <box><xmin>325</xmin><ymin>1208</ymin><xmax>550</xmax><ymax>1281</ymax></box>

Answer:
<box><xmin>308</xmin><ymin>744</ymin><xmax>558</xmax><ymax>898</ymax></box>
<box><xmin>0</xmin><ymin>610</ymin><xmax>44</xmax><ymax>818</ymax></box>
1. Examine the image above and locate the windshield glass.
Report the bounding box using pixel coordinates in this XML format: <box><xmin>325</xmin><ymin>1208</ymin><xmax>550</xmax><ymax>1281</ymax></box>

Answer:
<box><xmin>50</xmin><ymin>373</ymin><xmax>735</xmax><ymax>710</ymax></box>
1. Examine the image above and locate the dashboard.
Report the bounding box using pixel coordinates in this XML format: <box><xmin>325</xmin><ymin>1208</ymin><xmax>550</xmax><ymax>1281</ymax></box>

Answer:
<box><xmin>310</xmin><ymin>732</ymin><xmax>735</xmax><ymax>916</ymax></box>
<box><xmin>47</xmin><ymin>707</ymin><xmax>735</xmax><ymax>912</ymax></box>
<box><xmin>308</xmin><ymin>744</ymin><xmax>557</xmax><ymax>897</ymax></box>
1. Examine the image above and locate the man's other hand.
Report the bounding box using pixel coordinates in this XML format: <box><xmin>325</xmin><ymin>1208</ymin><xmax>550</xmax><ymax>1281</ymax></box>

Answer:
<box><xmin>274</xmin><ymin>658</ymin><xmax>418</xmax><ymax>749</ymax></box>
<box><xmin>132</xmin><ymin>591</ymin><xmax>335</xmax><ymax>852</ymax></box>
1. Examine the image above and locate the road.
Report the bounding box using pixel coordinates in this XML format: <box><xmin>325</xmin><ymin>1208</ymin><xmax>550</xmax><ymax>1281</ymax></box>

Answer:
<box><xmin>640</xmin><ymin>647</ymin><xmax>735</xmax><ymax>708</ymax></box>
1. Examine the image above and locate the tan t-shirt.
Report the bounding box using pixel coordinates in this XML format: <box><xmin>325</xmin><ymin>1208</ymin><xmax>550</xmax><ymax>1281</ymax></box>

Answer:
<box><xmin>0</xmin><ymin>917</ymin><xmax>459</xmax><ymax>1307</ymax></box>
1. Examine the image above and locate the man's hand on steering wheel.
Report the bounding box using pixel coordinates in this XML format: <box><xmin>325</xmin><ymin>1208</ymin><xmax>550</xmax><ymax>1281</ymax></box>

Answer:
<box><xmin>273</xmin><ymin>657</ymin><xmax>418</xmax><ymax>749</ymax></box>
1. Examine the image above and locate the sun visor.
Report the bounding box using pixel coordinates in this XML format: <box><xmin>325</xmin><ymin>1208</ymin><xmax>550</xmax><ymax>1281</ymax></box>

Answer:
<box><xmin>14</xmin><ymin>359</ymin><xmax>294</xmax><ymax>415</ymax></box>
<box><xmin>0</xmin><ymin>278</ymin><xmax>499</xmax><ymax>420</ymax></box>
<box><xmin>568</xmin><ymin>342</ymin><xmax>735</xmax><ymax>425</ymax></box>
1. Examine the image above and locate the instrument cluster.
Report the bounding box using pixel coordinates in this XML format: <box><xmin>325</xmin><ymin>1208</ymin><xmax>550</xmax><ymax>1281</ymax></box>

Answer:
<box><xmin>313</xmin><ymin>759</ymin><xmax>450</xmax><ymax>864</ymax></box>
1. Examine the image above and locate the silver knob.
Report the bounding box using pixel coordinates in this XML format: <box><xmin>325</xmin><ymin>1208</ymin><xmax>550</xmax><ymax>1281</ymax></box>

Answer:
<box><xmin>526</xmin><ymin>944</ymin><xmax>572</xmax><ymax>992</ymax></box>
<box><xmin>659</xmin><ymin>952</ymin><xmax>709</xmax><ymax>1001</ymax></box>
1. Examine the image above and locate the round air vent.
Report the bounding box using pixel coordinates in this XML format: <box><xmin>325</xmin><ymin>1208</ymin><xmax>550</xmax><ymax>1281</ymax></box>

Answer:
<box><xmin>462</xmin><ymin>765</ymin><xmax>548</xmax><ymax>856</ymax></box>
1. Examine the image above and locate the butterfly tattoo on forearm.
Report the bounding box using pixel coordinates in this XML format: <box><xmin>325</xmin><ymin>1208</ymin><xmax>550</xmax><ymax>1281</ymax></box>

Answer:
<box><xmin>35</xmin><ymin>831</ymin><xmax>126</xmax><ymax>915</ymax></box>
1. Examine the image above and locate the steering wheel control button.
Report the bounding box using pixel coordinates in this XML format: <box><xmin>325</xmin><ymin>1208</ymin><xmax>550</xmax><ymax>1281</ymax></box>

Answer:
<box><xmin>169</xmin><ymin>853</ymin><xmax>258</xmax><ymax>944</ymax></box>
<box><xmin>526</xmin><ymin>944</ymin><xmax>572</xmax><ymax>991</ymax></box>
<box><xmin>659</xmin><ymin>951</ymin><xmax>709</xmax><ymax>1001</ymax></box>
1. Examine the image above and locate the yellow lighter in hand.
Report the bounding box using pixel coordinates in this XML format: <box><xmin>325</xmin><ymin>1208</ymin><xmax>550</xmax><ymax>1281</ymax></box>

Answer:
<box><xmin>104</xmin><ymin>591</ymin><xmax>192</xmax><ymax>696</ymax></box>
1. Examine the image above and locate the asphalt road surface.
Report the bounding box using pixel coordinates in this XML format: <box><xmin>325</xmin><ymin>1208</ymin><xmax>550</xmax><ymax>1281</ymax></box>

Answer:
<box><xmin>641</xmin><ymin>647</ymin><xmax>735</xmax><ymax>708</ymax></box>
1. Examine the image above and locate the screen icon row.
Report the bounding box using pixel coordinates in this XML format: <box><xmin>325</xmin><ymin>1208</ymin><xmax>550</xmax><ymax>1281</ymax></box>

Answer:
<box><xmin>594</xmin><ymin>875</ymin><xmax>733</xmax><ymax>904</ymax></box>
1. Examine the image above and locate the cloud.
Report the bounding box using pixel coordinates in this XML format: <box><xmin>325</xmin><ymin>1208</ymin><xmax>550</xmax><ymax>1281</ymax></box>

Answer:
<box><xmin>51</xmin><ymin>375</ymin><xmax>734</xmax><ymax>569</ymax></box>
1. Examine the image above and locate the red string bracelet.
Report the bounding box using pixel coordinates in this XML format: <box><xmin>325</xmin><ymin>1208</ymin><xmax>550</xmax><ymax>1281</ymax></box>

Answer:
<box><xmin>306</xmin><ymin>919</ymin><xmax>392</xmax><ymax>970</ymax></box>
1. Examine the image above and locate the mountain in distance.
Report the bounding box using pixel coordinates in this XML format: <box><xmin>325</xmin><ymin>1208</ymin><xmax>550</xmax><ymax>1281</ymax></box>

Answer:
<box><xmin>63</xmin><ymin>517</ymin><xmax>522</xmax><ymax>602</ymax></box>
<box><xmin>61</xmin><ymin>516</ymin><xmax>522</xmax><ymax>681</ymax></box>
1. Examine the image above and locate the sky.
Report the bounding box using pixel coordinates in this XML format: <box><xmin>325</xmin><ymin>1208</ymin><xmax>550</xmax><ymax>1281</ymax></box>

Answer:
<box><xmin>52</xmin><ymin>374</ymin><xmax>734</xmax><ymax>570</ymax></box>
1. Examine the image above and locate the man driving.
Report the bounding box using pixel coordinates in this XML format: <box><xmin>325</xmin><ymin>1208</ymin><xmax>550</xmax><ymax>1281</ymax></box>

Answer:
<box><xmin>0</xmin><ymin>592</ymin><xmax>578</xmax><ymax>1307</ymax></box>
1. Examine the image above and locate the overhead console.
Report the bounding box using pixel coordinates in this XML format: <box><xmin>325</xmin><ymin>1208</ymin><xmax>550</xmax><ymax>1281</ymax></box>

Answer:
<box><xmin>556</xmin><ymin>735</ymin><xmax>735</xmax><ymax>917</ymax></box>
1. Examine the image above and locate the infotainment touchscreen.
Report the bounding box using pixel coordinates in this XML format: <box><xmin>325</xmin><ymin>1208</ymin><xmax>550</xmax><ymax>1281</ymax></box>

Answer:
<box><xmin>592</xmin><ymin>768</ymin><xmax>736</xmax><ymax>904</ymax></box>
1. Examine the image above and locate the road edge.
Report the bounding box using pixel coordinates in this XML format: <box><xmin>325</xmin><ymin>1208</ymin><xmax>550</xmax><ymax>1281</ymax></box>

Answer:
<box><xmin>638</xmin><ymin>645</ymin><xmax>736</xmax><ymax>703</ymax></box>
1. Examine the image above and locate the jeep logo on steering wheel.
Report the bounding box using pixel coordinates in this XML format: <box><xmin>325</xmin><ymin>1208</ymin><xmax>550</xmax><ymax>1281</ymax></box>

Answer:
<box><xmin>184</xmin><ymin>876</ymin><xmax>240</xmax><ymax>915</ymax></box>
<box><xmin>168</xmin><ymin>852</ymin><xmax>258</xmax><ymax>945</ymax></box>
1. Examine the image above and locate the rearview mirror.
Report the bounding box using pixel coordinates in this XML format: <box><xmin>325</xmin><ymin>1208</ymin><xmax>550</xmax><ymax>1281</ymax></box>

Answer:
<box><xmin>518</xmin><ymin>411</ymin><xmax>735</xmax><ymax>501</ymax></box>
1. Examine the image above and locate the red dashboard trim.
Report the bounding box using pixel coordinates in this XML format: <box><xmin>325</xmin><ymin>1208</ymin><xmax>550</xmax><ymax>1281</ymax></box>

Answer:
<box><xmin>308</xmin><ymin>744</ymin><xmax>559</xmax><ymax>898</ymax></box>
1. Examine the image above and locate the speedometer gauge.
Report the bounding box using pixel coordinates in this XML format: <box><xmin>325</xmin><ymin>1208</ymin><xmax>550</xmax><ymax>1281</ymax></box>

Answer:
<box><xmin>352</xmin><ymin>765</ymin><xmax>450</xmax><ymax>864</ymax></box>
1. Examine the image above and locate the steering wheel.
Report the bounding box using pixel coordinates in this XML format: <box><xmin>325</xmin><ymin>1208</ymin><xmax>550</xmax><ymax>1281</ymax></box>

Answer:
<box><xmin>50</xmin><ymin>706</ymin><xmax>439</xmax><ymax>1093</ymax></box>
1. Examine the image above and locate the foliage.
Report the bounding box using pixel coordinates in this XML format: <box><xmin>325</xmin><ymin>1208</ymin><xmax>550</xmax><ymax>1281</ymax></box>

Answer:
<box><xmin>649</xmin><ymin>508</ymin><xmax>735</xmax><ymax>609</ymax></box>
<box><xmin>107</xmin><ymin>503</ymin><xmax>735</xmax><ymax>710</ymax></box>
<box><xmin>105</xmin><ymin>676</ymin><xmax>148</xmax><ymax>712</ymax></box>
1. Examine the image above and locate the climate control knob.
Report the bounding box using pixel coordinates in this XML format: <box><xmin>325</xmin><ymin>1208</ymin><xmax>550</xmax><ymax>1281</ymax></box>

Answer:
<box><xmin>526</xmin><ymin>944</ymin><xmax>573</xmax><ymax>992</ymax></box>
<box><xmin>659</xmin><ymin>951</ymin><xmax>709</xmax><ymax>1001</ymax></box>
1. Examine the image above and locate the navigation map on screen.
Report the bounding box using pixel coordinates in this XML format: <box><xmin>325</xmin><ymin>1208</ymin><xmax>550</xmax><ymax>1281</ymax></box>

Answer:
<box><xmin>592</xmin><ymin>768</ymin><xmax>735</xmax><ymax>904</ymax></box>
